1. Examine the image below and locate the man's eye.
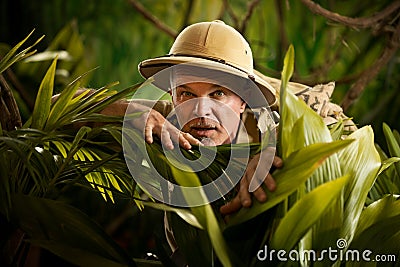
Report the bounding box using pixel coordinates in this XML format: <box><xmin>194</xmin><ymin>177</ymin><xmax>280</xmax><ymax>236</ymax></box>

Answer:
<box><xmin>213</xmin><ymin>91</ymin><xmax>225</xmax><ymax>97</ymax></box>
<box><xmin>181</xmin><ymin>91</ymin><xmax>193</xmax><ymax>97</ymax></box>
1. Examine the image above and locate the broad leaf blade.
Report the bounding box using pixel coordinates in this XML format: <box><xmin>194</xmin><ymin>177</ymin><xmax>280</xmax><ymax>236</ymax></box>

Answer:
<box><xmin>271</xmin><ymin>175</ymin><xmax>350</xmax><ymax>251</ymax></box>
<box><xmin>169</xmin><ymin>162</ymin><xmax>233</xmax><ymax>267</ymax></box>
<box><xmin>339</xmin><ymin>126</ymin><xmax>381</xmax><ymax>243</ymax></box>
<box><xmin>227</xmin><ymin>139</ymin><xmax>353</xmax><ymax>225</ymax></box>
<box><xmin>350</xmin><ymin>195</ymin><xmax>400</xmax><ymax>257</ymax></box>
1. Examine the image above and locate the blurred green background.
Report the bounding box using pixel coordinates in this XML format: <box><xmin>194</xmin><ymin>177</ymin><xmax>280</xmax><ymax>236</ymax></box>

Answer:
<box><xmin>1</xmin><ymin>0</ymin><xmax>399</xmax><ymax>262</ymax></box>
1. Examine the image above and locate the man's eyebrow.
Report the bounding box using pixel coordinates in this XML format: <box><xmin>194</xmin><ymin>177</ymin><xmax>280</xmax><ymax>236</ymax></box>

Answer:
<box><xmin>176</xmin><ymin>84</ymin><xmax>192</xmax><ymax>90</ymax></box>
<box><xmin>210</xmin><ymin>84</ymin><xmax>225</xmax><ymax>90</ymax></box>
<box><xmin>176</xmin><ymin>83</ymin><xmax>227</xmax><ymax>91</ymax></box>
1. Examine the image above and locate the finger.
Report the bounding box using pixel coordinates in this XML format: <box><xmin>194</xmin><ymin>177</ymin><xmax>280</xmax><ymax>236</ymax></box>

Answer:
<box><xmin>252</xmin><ymin>187</ymin><xmax>267</xmax><ymax>203</ymax></box>
<box><xmin>238</xmin><ymin>177</ymin><xmax>252</xmax><ymax>207</ymax></box>
<box><xmin>144</xmin><ymin>125</ymin><xmax>154</xmax><ymax>144</ymax></box>
<box><xmin>273</xmin><ymin>156</ymin><xmax>283</xmax><ymax>168</ymax></box>
<box><xmin>178</xmin><ymin>132</ymin><xmax>192</xmax><ymax>150</ymax></box>
<box><xmin>219</xmin><ymin>196</ymin><xmax>241</xmax><ymax>215</ymax></box>
<box><xmin>182</xmin><ymin>132</ymin><xmax>202</xmax><ymax>146</ymax></box>
<box><xmin>160</xmin><ymin>129</ymin><xmax>174</xmax><ymax>150</ymax></box>
<box><xmin>264</xmin><ymin>173</ymin><xmax>277</xmax><ymax>192</ymax></box>
<box><xmin>179</xmin><ymin>132</ymin><xmax>202</xmax><ymax>150</ymax></box>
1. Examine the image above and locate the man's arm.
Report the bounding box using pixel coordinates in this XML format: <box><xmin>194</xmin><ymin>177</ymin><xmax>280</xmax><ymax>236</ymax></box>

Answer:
<box><xmin>52</xmin><ymin>88</ymin><xmax>200</xmax><ymax>149</ymax></box>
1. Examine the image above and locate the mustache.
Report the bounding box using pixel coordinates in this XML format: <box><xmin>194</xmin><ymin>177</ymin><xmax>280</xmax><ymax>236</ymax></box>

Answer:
<box><xmin>187</xmin><ymin>118</ymin><xmax>218</xmax><ymax>128</ymax></box>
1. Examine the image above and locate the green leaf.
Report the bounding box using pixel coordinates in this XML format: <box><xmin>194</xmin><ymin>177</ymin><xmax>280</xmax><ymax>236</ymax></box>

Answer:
<box><xmin>27</xmin><ymin>240</ymin><xmax>132</xmax><ymax>267</ymax></box>
<box><xmin>45</xmin><ymin>79</ymin><xmax>81</xmax><ymax>130</ymax></box>
<box><xmin>79</xmin><ymin>82</ymin><xmax>141</xmax><ymax>117</ymax></box>
<box><xmin>30</xmin><ymin>57</ymin><xmax>58</xmax><ymax>129</ymax></box>
<box><xmin>277</xmin><ymin>61</ymin><xmax>343</xmax><ymax>249</ymax></box>
<box><xmin>383</xmin><ymin>122</ymin><xmax>400</xmax><ymax>177</ymax></box>
<box><xmin>329</xmin><ymin>120</ymin><xmax>345</xmax><ymax>141</ymax></box>
<box><xmin>339</xmin><ymin>126</ymin><xmax>381</xmax><ymax>243</ymax></box>
<box><xmin>351</xmin><ymin>195</ymin><xmax>400</xmax><ymax>254</ymax></box>
<box><xmin>143</xmin><ymin>201</ymin><xmax>204</xmax><ymax>229</ymax></box>
<box><xmin>169</xmin><ymin>162</ymin><xmax>233</xmax><ymax>267</ymax></box>
<box><xmin>52</xmin><ymin>141</ymin><xmax>69</xmax><ymax>158</ymax></box>
<box><xmin>377</xmin><ymin>157</ymin><xmax>400</xmax><ymax>177</ymax></box>
<box><xmin>271</xmin><ymin>175</ymin><xmax>350</xmax><ymax>251</ymax></box>
<box><xmin>227</xmin><ymin>139</ymin><xmax>353</xmax><ymax>225</ymax></box>
<box><xmin>0</xmin><ymin>30</ymin><xmax>43</xmax><ymax>74</ymax></box>
<box><xmin>383</xmin><ymin>122</ymin><xmax>400</xmax><ymax>157</ymax></box>
<box><xmin>12</xmin><ymin>195</ymin><xmax>136</xmax><ymax>266</ymax></box>
<box><xmin>279</xmin><ymin>45</ymin><xmax>294</xmax><ymax>123</ymax></box>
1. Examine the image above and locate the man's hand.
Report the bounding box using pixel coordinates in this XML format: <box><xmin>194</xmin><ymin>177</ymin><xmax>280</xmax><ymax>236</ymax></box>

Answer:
<box><xmin>101</xmin><ymin>98</ymin><xmax>201</xmax><ymax>150</ymax></box>
<box><xmin>53</xmin><ymin>89</ymin><xmax>200</xmax><ymax>149</ymax></box>
<box><xmin>139</xmin><ymin>108</ymin><xmax>201</xmax><ymax>150</ymax></box>
<box><xmin>219</xmin><ymin>155</ymin><xmax>283</xmax><ymax>215</ymax></box>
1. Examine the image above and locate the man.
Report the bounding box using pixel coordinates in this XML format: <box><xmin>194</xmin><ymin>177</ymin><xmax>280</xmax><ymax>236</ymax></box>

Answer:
<box><xmin>58</xmin><ymin>20</ymin><xmax>354</xmax><ymax>265</ymax></box>
<box><xmin>124</xmin><ymin>20</ymin><xmax>356</xmax><ymax>210</ymax></box>
<box><xmin>115</xmin><ymin>20</ymin><xmax>282</xmax><ymax>214</ymax></box>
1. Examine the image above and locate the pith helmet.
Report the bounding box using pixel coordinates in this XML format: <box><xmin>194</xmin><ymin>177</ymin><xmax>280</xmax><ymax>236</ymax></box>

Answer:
<box><xmin>138</xmin><ymin>20</ymin><xmax>277</xmax><ymax>107</ymax></box>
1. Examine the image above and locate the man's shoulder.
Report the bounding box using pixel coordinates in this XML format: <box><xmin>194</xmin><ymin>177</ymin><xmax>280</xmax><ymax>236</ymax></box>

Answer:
<box><xmin>255</xmin><ymin>72</ymin><xmax>357</xmax><ymax>134</ymax></box>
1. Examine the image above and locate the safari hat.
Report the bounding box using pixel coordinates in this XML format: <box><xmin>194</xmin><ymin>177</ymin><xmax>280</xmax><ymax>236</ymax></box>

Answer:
<box><xmin>138</xmin><ymin>20</ymin><xmax>277</xmax><ymax>107</ymax></box>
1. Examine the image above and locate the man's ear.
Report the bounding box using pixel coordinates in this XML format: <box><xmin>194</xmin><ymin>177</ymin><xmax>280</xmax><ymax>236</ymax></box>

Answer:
<box><xmin>240</xmin><ymin>100</ymin><xmax>246</xmax><ymax>113</ymax></box>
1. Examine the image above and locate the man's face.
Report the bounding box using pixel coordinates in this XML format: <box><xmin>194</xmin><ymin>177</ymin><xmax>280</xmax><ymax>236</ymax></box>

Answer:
<box><xmin>171</xmin><ymin>82</ymin><xmax>246</xmax><ymax>146</ymax></box>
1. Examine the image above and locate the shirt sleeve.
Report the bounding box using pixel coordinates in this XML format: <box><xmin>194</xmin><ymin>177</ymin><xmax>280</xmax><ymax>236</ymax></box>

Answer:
<box><xmin>128</xmin><ymin>99</ymin><xmax>174</xmax><ymax>117</ymax></box>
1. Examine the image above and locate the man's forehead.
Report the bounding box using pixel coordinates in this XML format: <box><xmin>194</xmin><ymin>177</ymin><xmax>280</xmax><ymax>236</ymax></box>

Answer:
<box><xmin>175</xmin><ymin>82</ymin><xmax>229</xmax><ymax>91</ymax></box>
<box><xmin>172</xmin><ymin>73</ymin><xmax>228</xmax><ymax>85</ymax></box>
<box><xmin>171</xmin><ymin>74</ymin><xmax>247</xmax><ymax>96</ymax></box>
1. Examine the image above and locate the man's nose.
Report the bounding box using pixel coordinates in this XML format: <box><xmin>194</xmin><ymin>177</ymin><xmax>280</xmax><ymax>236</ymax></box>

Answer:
<box><xmin>193</xmin><ymin>97</ymin><xmax>212</xmax><ymax>117</ymax></box>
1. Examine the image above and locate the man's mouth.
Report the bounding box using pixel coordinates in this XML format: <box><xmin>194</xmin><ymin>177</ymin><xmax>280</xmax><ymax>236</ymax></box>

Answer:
<box><xmin>187</xmin><ymin>120</ymin><xmax>218</xmax><ymax>137</ymax></box>
<box><xmin>191</xmin><ymin>125</ymin><xmax>216</xmax><ymax>130</ymax></box>
<box><xmin>190</xmin><ymin>126</ymin><xmax>216</xmax><ymax>135</ymax></box>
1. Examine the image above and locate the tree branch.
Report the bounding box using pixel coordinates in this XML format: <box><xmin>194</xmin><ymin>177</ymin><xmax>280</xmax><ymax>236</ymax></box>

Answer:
<box><xmin>5</xmin><ymin>68</ymin><xmax>34</xmax><ymax>110</ymax></box>
<box><xmin>223</xmin><ymin>0</ymin><xmax>240</xmax><ymax>29</ymax></box>
<box><xmin>300</xmin><ymin>0</ymin><xmax>400</xmax><ymax>111</ymax></box>
<box><xmin>0</xmin><ymin>74</ymin><xmax>22</xmax><ymax>131</ymax></box>
<box><xmin>181</xmin><ymin>0</ymin><xmax>194</xmax><ymax>30</ymax></box>
<box><xmin>300</xmin><ymin>0</ymin><xmax>400</xmax><ymax>30</ymax></box>
<box><xmin>127</xmin><ymin>0</ymin><xmax>177</xmax><ymax>38</ymax></box>
<box><xmin>240</xmin><ymin>0</ymin><xmax>261</xmax><ymax>34</ymax></box>
<box><xmin>341</xmin><ymin>23</ymin><xmax>400</xmax><ymax>111</ymax></box>
<box><xmin>274</xmin><ymin>0</ymin><xmax>289</xmax><ymax>71</ymax></box>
